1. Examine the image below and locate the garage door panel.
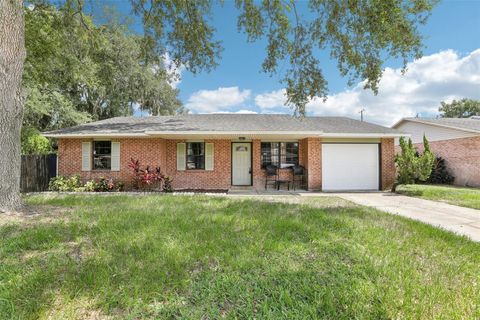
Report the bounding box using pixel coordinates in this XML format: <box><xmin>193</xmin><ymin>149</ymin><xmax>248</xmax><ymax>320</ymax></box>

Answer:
<box><xmin>322</xmin><ymin>144</ymin><xmax>379</xmax><ymax>191</ymax></box>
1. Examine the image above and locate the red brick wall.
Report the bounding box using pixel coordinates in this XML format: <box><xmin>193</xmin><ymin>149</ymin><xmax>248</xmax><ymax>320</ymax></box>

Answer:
<box><xmin>303</xmin><ymin>137</ymin><xmax>322</xmax><ymax>190</ymax></box>
<box><xmin>57</xmin><ymin>138</ymin><xmax>166</xmax><ymax>187</ymax></box>
<box><xmin>57</xmin><ymin>137</ymin><xmax>397</xmax><ymax>191</ymax></box>
<box><xmin>165</xmin><ymin>139</ymin><xmax>231</xmax><ymax>190</ymax></box>
<box><xmin>252</xmin><ymin>140</ymin><xmax>263</xmax><ymax>189</ymax></box>
<box><xmin>411</xmin><ymin>136</ymin><xmax>480</xmax><ymax>187</ymax></box>
<box><xmin>381</xmin><ymin>138</ymin><xmax>396</xmax><ymax>190</ymax></box>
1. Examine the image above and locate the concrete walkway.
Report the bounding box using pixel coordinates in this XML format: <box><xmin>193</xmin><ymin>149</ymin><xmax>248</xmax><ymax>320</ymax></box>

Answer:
<box><xmin>332</xmin><ymin>192</ymin><xmax>480</xmax><ymax>242</ymax></box>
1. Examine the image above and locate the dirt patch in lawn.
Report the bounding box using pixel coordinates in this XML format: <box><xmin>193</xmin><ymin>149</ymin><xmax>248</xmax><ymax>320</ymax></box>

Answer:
<box><xmin>0</xmin><ymin>204</ymin><xmax>73</xmax><ymax>226</ymax></box>
<box><xmin>41</xmin><ymin>294</ymin><xmax>112</xmax><ymax>320</ymax></box>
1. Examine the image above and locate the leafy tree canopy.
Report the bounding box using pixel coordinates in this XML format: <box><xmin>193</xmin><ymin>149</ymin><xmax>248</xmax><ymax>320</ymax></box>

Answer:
<box><xmin>439</xmin><ymin>98</ymin><xmax>480</xmax><ymax>118</ymax></box>
<box><xmin>133</xmin><ymin>0</ymin><xmax>438</xmax><ymax>115</ymax></box>
<box><xmin>24</xmin><ymin>1</ymin><xmax>183</xmax><ymax>125</ymax></box>
<box><xmin>22</xmin><ymin>1</ymin><xmax>182</xmax><ymax>153</ymax></box>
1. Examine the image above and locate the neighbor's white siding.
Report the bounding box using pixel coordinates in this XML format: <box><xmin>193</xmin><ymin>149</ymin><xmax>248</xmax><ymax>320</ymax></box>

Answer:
<box><xmin>394</xmin><ymin>121</ymin><xmax>478</xmax><ymax>145</ymax></box>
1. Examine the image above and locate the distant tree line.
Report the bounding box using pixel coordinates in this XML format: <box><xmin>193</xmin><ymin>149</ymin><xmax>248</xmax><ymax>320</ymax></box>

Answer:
<box><xmin>439</xmin><ymin>98</ymin><xmax>480</xmax><ymax>118</ymax></box>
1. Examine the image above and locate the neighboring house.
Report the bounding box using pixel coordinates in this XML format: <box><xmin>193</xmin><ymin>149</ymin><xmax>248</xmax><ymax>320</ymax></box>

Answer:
<box><xmin>43</xmin><ymin>114</ymin><xmax>403</xmax><ymax>191</ymax></box>
<box><xmin>393</xmin><ymin>117</ymin><xmax>480</xmax><ymax>187</ymax></box>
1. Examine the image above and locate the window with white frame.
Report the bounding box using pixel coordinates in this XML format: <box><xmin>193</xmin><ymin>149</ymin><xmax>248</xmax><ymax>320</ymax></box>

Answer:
<box><xmin>186</xmin><ymin>142</ymin><xmax>205</xmax><ymax>169</ymax></box>
<box><xmin>93</xmin><ymin>141</ymin><xmax>111</xmax><ymax>170</ymax></box>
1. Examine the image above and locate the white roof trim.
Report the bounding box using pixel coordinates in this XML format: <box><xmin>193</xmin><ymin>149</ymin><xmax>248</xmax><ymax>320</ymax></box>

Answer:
<box><xmin>144</xmin><ymin>130</ymin><xmax>323</xmax><ymax>135</ymax></box>
<box><xmin>320</xmin><ymin>133</ymin><xmax>408</xmax><ymax>138</ymax></box>
<box><xmin>43</xmin><ymin>131</ymin><xmax>405</xmax><ymax>138</ymax></box>
<box><xmin>392</xmin><ymin>118</ymin><xmax>480</xmax><ymax>134</ymax></box>
<box><xmin>42</xmin><ymin>133</ymin><xmax>150</xmax><ymax>138</ymax></box>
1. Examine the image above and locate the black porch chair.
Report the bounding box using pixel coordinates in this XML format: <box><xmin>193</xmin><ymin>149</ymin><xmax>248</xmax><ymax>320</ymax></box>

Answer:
<box><xmin>290</xmin><ymin>165</ymin><xmax>307</xmax><ymax>190</ymax></box>
<box><xmin>265</xmin><ymin>165</ymin><xmax>278</xmax><ymax>190</ymax></box>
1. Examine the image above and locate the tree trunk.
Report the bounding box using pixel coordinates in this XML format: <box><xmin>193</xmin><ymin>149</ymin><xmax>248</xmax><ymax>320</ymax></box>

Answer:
<box><xmin>0</xmin><ymin>0</ymin><xmax>26</xmax><ymax>212</ymax></box>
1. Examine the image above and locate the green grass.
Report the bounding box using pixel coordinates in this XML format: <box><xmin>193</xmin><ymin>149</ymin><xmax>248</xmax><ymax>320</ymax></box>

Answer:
<box><xmin>1</xmin><ymin>194</ymin><xmax>479</xmax><ymax>319</ymax></box>
<box><xmin>397</xmin><ymin>184</ymin><xmax>480</xmax><ymax>210</ymax></box>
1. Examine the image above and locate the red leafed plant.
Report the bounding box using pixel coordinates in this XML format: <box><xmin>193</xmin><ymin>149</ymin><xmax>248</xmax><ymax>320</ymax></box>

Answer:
<box><xmin>128</xmin><ymin>158</ymin><xmax>173</xmax><ymax>191</ymax></box>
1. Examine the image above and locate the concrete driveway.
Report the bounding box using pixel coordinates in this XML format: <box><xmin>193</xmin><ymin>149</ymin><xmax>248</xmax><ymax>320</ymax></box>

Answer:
<box><xmin>333</xmin><ymin>192</ymin><xmax>480</xmax><ymax>242</ymax></box>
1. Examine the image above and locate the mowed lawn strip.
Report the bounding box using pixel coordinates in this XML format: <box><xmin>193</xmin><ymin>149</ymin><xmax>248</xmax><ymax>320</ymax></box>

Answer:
<box><xmin>397</xmin><ymin>184</ymin><xmax>480</xmax><ymax>210</ymax></box>
<box><xmin>0</xmin><ymin>194</ymin><xmax>478</xmax><ymax>319</ymax></box>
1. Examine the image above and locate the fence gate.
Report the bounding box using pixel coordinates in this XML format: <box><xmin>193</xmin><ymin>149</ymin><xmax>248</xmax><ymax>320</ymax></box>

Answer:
<box><xmin>20</xmin><ymin>154</ymin><xmax>57</xmax><ymax>192</ymax></box>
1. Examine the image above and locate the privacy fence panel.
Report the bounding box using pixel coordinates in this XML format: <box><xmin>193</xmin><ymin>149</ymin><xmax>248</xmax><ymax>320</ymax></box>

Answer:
<box><xmin>20</xmin><ymin>154</ymin><xmax>57</xmax><ymax>192</ymax></box>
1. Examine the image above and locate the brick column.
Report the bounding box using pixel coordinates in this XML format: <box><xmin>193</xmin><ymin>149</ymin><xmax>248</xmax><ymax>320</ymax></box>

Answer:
<box><xmin>381</xmin><ymin>138</ymin><xmax>396</xmax><ymax>190</ymax></box>
<box><xmin>252</xmin><ymin>139</ymin><xmax>263</xmax><ymax>189</ymax></box>
<box><xmin>302</xmin><ymin>137</ymin><xmax>321</xmax><ymax>191</ymax></box>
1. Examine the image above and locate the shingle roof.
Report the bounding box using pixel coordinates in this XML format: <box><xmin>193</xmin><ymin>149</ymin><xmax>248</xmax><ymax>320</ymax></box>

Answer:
<box><xmin>43</xmin><ymin>114</ymin><xmax>402</xmax><ymax>137</ymax></box>
<box><xmin>396</xmin><ymin>117</ymin><xmax>480</xmax><ymax>133</ymax></box>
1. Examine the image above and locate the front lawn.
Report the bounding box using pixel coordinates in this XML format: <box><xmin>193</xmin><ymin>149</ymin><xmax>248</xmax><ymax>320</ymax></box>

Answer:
<box><xmin>396</xmin><ymin>184</ymin><xmax>480</xmax><ymax>210</ymax></box>
<box><xmin>1</xmin><ymin>194</ymin><xmax>479</xmax><ymax>319</ymax></box>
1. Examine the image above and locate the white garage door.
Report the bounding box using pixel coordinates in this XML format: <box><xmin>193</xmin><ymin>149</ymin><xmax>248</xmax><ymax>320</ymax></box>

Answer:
<box><xmin>322</xmin><ymin>144</ymin><xmax>379</xmax><ymax>191</ymax></box>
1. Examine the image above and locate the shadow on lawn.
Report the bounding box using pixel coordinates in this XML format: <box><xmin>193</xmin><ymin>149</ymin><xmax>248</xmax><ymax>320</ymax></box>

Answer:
<box><xmin>0</xmin><ymin>196</ymin><xmax>413</xmax><ymax>318</ymax></box>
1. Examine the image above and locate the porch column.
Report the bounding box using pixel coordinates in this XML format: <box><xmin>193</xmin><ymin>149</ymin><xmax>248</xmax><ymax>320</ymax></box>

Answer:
<box><xmin>303</xmin><ymin>137</ymin><xmax>321</xmax><ymax>191</ymax></box>
<box><xmin>251</xmin><ymin>139</ymin><xmax>263</xmax><ymax>189</ymax></box>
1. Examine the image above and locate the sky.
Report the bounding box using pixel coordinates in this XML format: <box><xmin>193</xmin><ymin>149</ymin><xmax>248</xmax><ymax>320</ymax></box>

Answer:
<box><xmin>94</xmin><ymin>0</ymin><xmax>480</xmax><ymax>126</ymax></box>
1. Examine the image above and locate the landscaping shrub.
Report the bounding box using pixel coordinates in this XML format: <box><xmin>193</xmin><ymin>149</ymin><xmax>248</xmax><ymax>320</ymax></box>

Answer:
<box><xmin>394</xmin><ymin>135</ymin><xmax>435</xmax><ymax>191</ymax></box>
<box><xmin>129</xmin><ymin>158</ymin><xmax>172</xmax><ymax>191</ymax></box>
<box><xmin>48</xmin><ymin>176</ymin><xmax>124</xmax><ymax>192</ymax></box>
<box><xmin>48</xmin><ymin>175</ymin><xmax>81</xmax><ymax>191</ymax></box>
<box><xmin>93</xmin><ymin>177</ymin><xmax>125</xmax><ymax>192</ymax></box>
<box><xmin>425</xmin><ymin>157</ymin><xmax>455</xmax><ymax>184</ymax></box>
<box><xmin>163</xmin><ymin>176</ymin><xmax>173</xmax><ymax>192</ymax></box>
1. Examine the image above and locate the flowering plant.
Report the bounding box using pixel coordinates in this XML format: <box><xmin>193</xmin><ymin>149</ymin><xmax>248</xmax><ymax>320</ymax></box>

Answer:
<box><xmin>128</xmin><ymin>158</ymin><xmax>172</xmax><ymax>191</ymax></box>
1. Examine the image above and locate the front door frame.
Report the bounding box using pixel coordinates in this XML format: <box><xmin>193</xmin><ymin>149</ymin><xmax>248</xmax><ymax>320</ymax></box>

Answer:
<box><xmin>231</xmin><ymin>142</ymin><xmax>253</xmax><ymax>186</ymax></box>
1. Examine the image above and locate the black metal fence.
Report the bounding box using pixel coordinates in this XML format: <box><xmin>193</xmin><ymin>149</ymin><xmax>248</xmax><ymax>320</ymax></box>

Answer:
<box><xmin>20</xmin><ymin>154</ymin><xmax>57</xmax><ymax>192</ymax></box>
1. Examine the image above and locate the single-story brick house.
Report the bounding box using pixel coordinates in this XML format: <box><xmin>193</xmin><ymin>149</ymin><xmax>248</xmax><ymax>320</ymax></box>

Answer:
<box><xmin>393</xmin><ymin>117</ymin><xmax>480</xmax><ymax>187</ymax></box>
<box><xmin>44</xmin><ymin>114</ymin><xmax>403</xmax><ymax>191</ymax></box>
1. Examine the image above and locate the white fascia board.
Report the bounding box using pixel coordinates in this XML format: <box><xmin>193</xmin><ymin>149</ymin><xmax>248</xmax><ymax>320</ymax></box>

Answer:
<box><xmin>42</xmin><ymin>133</ymin><xmax>150</xmax><ymax>138</ymax></box>
<box><xmin>320</xmin><ymin>133</ymin><xmax>409</xmax><ymax>138</ymax></box>
<box><xmin>144</xmin><ymin>130</ymin><xmax>323</xmax><ymax>136</ymax></box>
<box><xmin>43</xmin><ymin>131</ymin><xmax>406</xmax><ymax>138</ymax></box>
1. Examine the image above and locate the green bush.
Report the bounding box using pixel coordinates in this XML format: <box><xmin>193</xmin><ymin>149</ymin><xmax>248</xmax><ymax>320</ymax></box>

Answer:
<box><xmin>21</xmin><ymin>127</ymin><xmax>53</xmax><ymax>155</ymax></box>
<box><xmin>84</xmin><ymin>180</ymin><xmax>98</xmax><ymax>192</ymax></box>
<box><xmin>49</xmin><ymin>176</ymin><xmax>125</xmax><ymax>192</ymax></box>
<box><xmin>395</xmin><ymin>135</ymin><xmax>435</xmax><ymax>189</ymax></box>
<box><xmin>48</xmin><ymin>175</ymin><xmax>82</xmax><ymax>192</ymax></box>
<box><xmin>425</xmin><ymin>157</ymin><xmax>455</xmax><ymax>184</ymax></box>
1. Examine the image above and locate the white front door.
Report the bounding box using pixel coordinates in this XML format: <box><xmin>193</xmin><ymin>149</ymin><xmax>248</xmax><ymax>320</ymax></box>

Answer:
<box><xmin>322</xmin><ymin>144</ymin><xmax>379</xmax><ymax>191</ymax></box>
<box><xmin>232</xmin><ymin>142</ymin><xmax>252</xmax><ymax>185</ymax></box>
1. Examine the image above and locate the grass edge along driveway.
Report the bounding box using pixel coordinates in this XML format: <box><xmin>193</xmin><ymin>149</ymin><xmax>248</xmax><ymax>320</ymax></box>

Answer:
<box><xmin>396</xmin><ymin>184</ymin><xmax>480</xmax><ymax>210</ymax></box>
<box><xmin>0</xmin><ymin>194</ymin><xmax>478</xmax><ymax>319</ymax></box>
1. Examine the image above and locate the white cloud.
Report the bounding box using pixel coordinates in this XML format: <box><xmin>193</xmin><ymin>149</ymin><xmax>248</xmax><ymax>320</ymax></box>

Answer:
<box><xmin>185</xmin><ymin>86</ymin><xmax>252</xmax><ymax>113</ymax></box>
<box><xmin>255</xmin><ymin>89</ymin><xmax>288</xmax><ymax>110</ymax></box>
<box><xmin>254</xmin><ymin>49</ymin><xmax>480</xmax><ymax>126</ymax></box>
<box><xmin>213</xmin><ymin>110</ymin><xmax>258</xmax><ymax>114</ymax></box>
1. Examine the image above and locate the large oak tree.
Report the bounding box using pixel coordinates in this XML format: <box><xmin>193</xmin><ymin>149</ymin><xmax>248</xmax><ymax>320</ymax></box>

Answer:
<box><xmin>1</xmin><ymin>0</ymin><xmax>26</xmax><ymax>211</ymax></box>
<box><xmin>0</xmin><ymin>0</ymin><xmax>437</xmax><ymax>211</ymax></box>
